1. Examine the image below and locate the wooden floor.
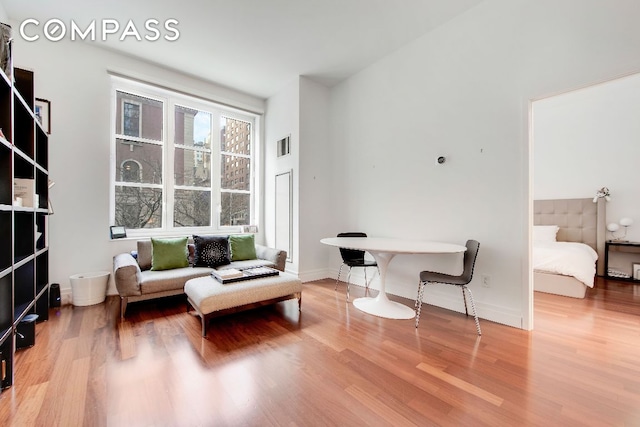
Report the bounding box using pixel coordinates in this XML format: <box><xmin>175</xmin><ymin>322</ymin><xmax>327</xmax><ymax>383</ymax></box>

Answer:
<box><xmin>1</xmin><ymin>277</ymin><xmax>639</xmax><ymax>426</ymax></box>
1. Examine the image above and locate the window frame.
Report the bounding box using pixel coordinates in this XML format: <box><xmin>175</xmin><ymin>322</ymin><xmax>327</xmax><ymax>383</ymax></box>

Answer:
<box><xmin>110</xmin><ymin>76</ymin><xmax>258</xmax><ymax>238</ymax></box>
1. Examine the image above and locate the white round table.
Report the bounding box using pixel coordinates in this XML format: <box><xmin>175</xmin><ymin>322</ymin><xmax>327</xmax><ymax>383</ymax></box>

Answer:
<box><xmin>321</xmin><ymin>237</ymin><xmax>466</xmax><ymax>319</ymax></box>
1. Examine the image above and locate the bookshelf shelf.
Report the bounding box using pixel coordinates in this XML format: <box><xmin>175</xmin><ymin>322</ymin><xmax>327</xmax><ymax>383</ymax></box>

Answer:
<box><xmin>0</xmin><ymin>40</ymin><xmax>49</xmax><ymax>391</ymax></box>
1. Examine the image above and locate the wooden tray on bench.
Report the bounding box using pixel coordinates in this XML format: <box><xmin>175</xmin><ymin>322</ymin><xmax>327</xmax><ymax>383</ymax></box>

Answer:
<box><xmin>211</xmin><ymin>267</ymin><xmax>280</xmax><ymax>284</ymax></box>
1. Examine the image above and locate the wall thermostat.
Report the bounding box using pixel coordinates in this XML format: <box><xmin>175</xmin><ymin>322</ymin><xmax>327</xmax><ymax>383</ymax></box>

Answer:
<box><xmin>436</xmin><ymin>156</ymin><xmax>446</xmax><ymax>165</ymax></box>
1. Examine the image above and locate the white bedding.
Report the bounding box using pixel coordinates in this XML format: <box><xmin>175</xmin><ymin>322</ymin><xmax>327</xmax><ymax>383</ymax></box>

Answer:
<box><xmin>533</xmin><ymin>241</ymin><xmax>598</xmax><ymax>288</ymax></box>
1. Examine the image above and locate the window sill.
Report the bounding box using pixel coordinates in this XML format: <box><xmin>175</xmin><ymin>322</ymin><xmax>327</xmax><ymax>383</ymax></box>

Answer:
<box><xmin>110</xmin><ymin>226</ymin><xmax>245</xmax><ymax>241</ymax></box>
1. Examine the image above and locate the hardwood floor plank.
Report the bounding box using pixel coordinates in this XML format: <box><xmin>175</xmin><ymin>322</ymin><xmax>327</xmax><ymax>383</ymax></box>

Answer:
<box><xmin>1</xmin><ymin>278</ymin><xmax>639</xmax><ymax>426</ymax></box>
<box><xmin>345</xmin><ymin>383</ymin><xmax>418</xmax><ymax>426</ymax></box>
<box><xmin>59</xmin><ymin>356</ymin><xmax>90</xmax><ymax>426</ymax></box>
<box><xmin>117</xmin><ymin>320</ymin><xmax>137</xmax><ymax>361</ymax></box>
<box><xmin>33</xmin><ymin>336</ymin><xmax>79</xmax><ymax>426</ymax></box>
<box><xmin>9</xmin><ymin>382</ymin><xmax>47</xmax><ymax>427</ymax></box>
<box><xmin>416</xmin><ymin>361</ymin><xmax>504</xmax><ymax>406</ymax></box>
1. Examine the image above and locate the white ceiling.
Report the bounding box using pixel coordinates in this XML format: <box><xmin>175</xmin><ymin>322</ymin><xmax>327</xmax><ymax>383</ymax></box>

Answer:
<box><xmin>2</xmin><ymin>0</ymin><xmax>484</xmax><ymax>98</ymax></box>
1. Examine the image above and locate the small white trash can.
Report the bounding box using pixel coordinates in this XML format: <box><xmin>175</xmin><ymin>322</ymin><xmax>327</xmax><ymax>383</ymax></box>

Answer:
<box><xmin>69</xmin><ymin>271</ymin><xmax>110</xmax><ymax>306</ymax></box>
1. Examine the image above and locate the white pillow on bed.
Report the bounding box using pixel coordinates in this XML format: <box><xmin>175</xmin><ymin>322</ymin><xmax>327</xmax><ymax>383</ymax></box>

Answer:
<box><xmin>533</xmin><ymin>225</ymin><xmax>559</xmax><ymax>241</ymax></box>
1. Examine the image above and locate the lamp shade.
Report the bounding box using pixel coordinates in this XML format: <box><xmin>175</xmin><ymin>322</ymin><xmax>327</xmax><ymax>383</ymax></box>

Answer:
<box><xmin>607</xmin><ymin>223</ymin><xmax>620</xmax><ymax>232</ymax></box>
<box><xmin>619</xmin><ymin>217</ymin><xmax>633</xmax><ymax>227</ymax></box>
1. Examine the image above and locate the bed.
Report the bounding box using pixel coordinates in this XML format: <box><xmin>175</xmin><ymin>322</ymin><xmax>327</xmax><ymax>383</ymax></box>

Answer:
<box><xmin>533</xmin><ymin>198</ymin><xmax>606</xmax><ymax>298</ymax></box>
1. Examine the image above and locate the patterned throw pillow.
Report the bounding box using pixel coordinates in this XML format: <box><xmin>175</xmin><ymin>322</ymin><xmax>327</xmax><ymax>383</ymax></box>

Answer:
<box><xmin>193</xmin><ymin>235</ymin><xmax>231</xmax><ymax>268</ymax></box>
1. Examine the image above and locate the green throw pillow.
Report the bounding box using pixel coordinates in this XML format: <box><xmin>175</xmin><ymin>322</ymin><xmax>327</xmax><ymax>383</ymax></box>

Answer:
<box><xmin>229</xmin><ymin>234</ymin><xmax>257</xmax><ymax>261</ymax></box>
<box><xmin>151</xmin><ymin>237</ymin><xmax>189</xmax><ymax>271</ymax></box>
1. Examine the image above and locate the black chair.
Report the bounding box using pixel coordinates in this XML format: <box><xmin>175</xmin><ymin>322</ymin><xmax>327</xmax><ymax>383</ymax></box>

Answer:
<box><xmin>335</xmin><ymin>232</ymin><xmax>378</xmax><ymax>301</ymax></box>
<box><xmin>414</xmin><ymin>240</ymin><xmax>481</xmax><ymax>335</ymax></box>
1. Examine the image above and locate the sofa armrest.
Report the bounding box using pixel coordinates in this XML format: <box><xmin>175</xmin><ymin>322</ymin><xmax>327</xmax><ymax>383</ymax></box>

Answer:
<box><xmin>255</xmin><ymin>244</ymin><xmax>287</xmax><ymax>271</ymax></box>
<box><xmin>113</xmin><ymin>253</ymin><xmax>142</xmax><ymax>297</ymax></box>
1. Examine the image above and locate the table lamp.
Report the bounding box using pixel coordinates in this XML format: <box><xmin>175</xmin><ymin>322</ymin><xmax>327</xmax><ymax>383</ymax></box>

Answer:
<box><xmin>607</xmin><ymin>217</ymin><xmax>633</xmax><ymax>241</ymax></box>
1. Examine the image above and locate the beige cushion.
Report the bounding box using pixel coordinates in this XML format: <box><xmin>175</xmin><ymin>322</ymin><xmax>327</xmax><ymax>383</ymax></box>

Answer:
<box><xmin>185</xmin><ymin>273</ymin><xmax>302</xmax><ymax>315</ymax></box>
<box><xmin>140</xmin><ymin>267</ymin><xmax>212</xmax><ymax>294</ymax></box>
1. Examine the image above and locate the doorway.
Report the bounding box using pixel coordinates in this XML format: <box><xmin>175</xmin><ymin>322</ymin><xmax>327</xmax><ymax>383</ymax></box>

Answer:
<box><xmin>530</xmin><ymin>71</ymin><xmax>640</xmax><ymax>321</ymax></box>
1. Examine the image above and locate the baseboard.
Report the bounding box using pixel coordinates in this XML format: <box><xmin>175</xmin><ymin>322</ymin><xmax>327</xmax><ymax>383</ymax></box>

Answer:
<box><xmin>321</xmin><ymin>268</ymin><xmax>522</xmax><ymax>329</ymax></box>
<box><xmin>60</xmin><ymin>288</ymin><xmax>73</xmax><ymax>306</ymax></box>
<box><xmin>325</xmin><ymin>267</ymin><xmax>380</xmax><ymax>289</ymax></box>
<box><xmin>298</xmin><ymin>268</ymin><xmax>330</xmax><ymax>283</ymax></box>
<box><xmin>423</xmin><ymin>291</ymin><xmax>522</xmax><ymax>329</ymax></box>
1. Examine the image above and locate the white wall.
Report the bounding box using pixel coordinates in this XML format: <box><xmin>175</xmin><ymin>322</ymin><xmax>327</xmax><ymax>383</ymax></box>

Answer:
<box><xmin>264</xmin><ymin>77</ymin><xmax>334</xmax><ymax>280</ymax></box>
<box><xmin>320</xmin><ymin>0</ymin><xmax>640</xmax><ymax>328</ymax></box>
<box><xmin>11</xmin><ymin>33</ymin><xmax>265</xmax><ymax>300</ymax></box>
<box><xmin>264</xmin><ymin>78</ymin><xmax>299</xmax><ymax>274</ymax></box>
<box><xmin>298</xmin><ymin>77</ymin><xmax>333</xmax><ymax>281</ymax></box>
<box><xmin>533</xmin><ymin>72</ymin><xmax>640</xmax><ymax>242</ymax></box>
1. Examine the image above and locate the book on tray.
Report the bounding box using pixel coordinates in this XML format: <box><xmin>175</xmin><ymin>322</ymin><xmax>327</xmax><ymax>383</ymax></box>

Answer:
<box><xmin>211</xmin><ymin>268</ymin><xmax>243</xmax><ymax>280</ymax></box>
<box><xmin>211</xmin><ymin>266</ymin><xmax>279</xmax><ymax>283</ymax></box>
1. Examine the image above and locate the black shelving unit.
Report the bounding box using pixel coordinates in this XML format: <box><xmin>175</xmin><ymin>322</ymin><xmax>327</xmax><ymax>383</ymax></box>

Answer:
<box><xmin>0</xmin><ymin>39</ymin><xmax>49</xmax><ymax>392</ymax></box>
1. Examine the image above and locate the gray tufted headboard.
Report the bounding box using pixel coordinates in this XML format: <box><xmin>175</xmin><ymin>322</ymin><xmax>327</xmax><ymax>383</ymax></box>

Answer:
<box><xmin>533</xmin><ymin>198</ymin><xmax>606</xmax><ymax>276</ymax></box>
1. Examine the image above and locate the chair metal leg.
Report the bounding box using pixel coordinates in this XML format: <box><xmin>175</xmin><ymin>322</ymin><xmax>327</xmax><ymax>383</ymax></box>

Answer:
<box><xmin>335</xmin><ymin>263</ymin><xmax>345</xmax><ymax>290</ymax></box>
<box><xmin>365</xmin><ymin>266</ymin><xmax>380</xmax><ymax>291</ymax></box>
<box><xmin>462</xmin><ymin>286</ymin><xmax>481</xmax><ymax>336</ymax></box>
<box><xmin>415</xmin><ymin>281</ymin><xmax>426</xmax><ymax>328</ymax></box>
<box><xmin>337</xmin><ymin>264</ymin><xmax>379</xmax><ymax>301</ymax></box>
<box><xmin>462</xmin><ymin>287</ymin><xmax>469</xmax><ymax>316</ymax></box>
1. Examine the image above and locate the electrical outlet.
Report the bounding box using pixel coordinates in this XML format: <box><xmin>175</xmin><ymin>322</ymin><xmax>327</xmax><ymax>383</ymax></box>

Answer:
<box><xmin>481</xmin><ymin>274</ymin><xmax>490</xmax><ymax>288</ymax></box>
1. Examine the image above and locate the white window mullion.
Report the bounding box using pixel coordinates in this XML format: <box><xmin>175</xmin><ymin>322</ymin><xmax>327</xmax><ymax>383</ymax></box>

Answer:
<box><xmin>210</xmin><ymin>108</ymin><xmax>222</xmax><ymax>228</ymax></box>
<box><xmin>109</xmin><ymin>84</ymin><xmax>118</xmax><ymax>225</ymax></box>
<box><xmin>251</xmin><ymin>115</ymin><xmax>261</xmax><ymax>226</ymax></box>
<box><xmin>114</xmin><ymin>134</ymin><xmax>163</xmax><ymax>145</ymax></box>
<box><xmin>165</xmin><ymin>100</ymin><xmax>176</xmax><ymax>229</ymax></box>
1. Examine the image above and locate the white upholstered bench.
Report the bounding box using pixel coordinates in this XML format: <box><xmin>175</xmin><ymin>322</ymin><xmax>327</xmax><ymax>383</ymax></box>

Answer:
<box><xmin>184</xmin><ymin>272</ymin><xmax>302</xmax><ymax>336</ymax></box>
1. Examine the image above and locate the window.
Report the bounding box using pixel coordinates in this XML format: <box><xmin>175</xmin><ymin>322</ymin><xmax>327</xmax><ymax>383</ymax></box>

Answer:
<box><xmin>122</xmin><ymin>99</ymin><xmax>141</xmax><ymax>137</ymax></box>
<box><xmin>173</xmin><ymin>104</ymin><xmax>212</xmax><ymax>228</ymax></box>
<box><xmin>111</xmin><ymin>77</ymin><xmax>257</xmax><ymax>235</ymax></box>
<box><xmin>220</xmin><ymin>116</ymin><xmax>252</xmax><ymax>226</ymax></box>
<box><xmin>121</xmin><ymin>160</ymin><xmax>141</xmax><ymax>182</ymax></box>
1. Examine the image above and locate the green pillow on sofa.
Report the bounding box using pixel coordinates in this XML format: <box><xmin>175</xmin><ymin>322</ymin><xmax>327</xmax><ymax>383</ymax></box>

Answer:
<box><xmin>150</xmin><ymin>237</ymin><xmax>189</xmax><ymax>271</ymax></box>
<box><xmin>229</xmin><ymin>234</ymin><xmax>257</xmax><ymax>261</ymax></box>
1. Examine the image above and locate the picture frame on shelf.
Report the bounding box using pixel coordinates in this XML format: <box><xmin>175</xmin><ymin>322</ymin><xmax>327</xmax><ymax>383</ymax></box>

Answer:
<box><xmin>633</xmin><ymin>263</ymin><xmax>640</xmax><ymax>281</ymax></box>
<box><xmin>34</xmin><ymin>98</ymin><xmax>50</xmax><ymax>134</ymax></box>
<box><xmin>110</xmin><ymin>226</ymin><xmax>127</xmax><ymax>239</ymax></box>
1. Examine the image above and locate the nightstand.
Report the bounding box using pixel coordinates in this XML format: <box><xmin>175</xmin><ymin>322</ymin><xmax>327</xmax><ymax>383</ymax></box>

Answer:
<box><xmin>604</xmin><ymin>240</ymin><xmax>640</xmax><ymax>281</ymax></box>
